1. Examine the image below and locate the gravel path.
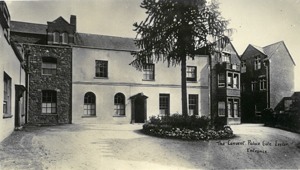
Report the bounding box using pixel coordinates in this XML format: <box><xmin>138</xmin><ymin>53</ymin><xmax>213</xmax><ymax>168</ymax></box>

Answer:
<box><xmin>0</xmin><ymin>123</ymin><xmax>299</xmax><ymax>169</ymax></box>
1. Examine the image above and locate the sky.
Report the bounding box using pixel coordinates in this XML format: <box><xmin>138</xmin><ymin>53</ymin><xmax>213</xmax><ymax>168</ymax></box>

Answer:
<box><xmin>5</xmin><ymin>0</ymin><xmax>300</xmax><ymax>90</ymax></box>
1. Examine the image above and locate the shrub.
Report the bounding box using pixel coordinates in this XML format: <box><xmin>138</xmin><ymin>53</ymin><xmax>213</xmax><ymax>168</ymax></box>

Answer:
<box><xmin>143</xmin><ymin>114</ymin><xmax>234</xmax><ymax>140</ymax></box>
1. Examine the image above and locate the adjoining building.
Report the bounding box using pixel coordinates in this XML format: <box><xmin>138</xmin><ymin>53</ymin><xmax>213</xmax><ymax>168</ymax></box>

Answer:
<box><xmin>10</xmin><ymin>16</ymin><xmax>74</xmax><ymax>124</ymax></box>
<box><xmin>241</xmin><ymin>41</ymin><xmax>295</xmax><ymax>123</ymax></box>
<box><xmin>0</xmin><ymin>1</ymin><xmax>26</xmax><ymax>142</ymax></box>
<box><xmin>210</xmin><ymin>42</ymin><xmax>242</xmax><ymax>125</ymax></box>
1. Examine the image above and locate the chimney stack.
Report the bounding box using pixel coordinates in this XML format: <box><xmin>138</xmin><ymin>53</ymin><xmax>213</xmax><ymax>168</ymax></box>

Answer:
<box><xmin>70</xmin><ymin>15</ymin><xmax>76</xmax><ymax>32</ymax></box>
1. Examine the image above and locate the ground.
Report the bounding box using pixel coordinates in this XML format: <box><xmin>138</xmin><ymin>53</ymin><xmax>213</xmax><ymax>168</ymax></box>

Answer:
<box><xmin>0</xmin><ymin>123</ymin><xmax>299</xmax><ymax>170</ymax></box>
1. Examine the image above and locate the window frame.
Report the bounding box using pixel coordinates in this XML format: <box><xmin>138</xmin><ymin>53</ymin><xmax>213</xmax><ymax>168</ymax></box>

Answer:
<box><xmin>3</xmin><ymin>72</ymin><xmax>12</xmax><ymax>118</ymax></box>
<box><xmin>142</xmin><ymin>63</ymin><xmax>155</xmax><ymax>81</ymax></box>
<box><xmin>42</xmin><ymin>57</ymin><xmax>57</xmax><ymax>75</ymax></box>
<box><xmin>259</xmin><ymin>78</ymin><xmax>267</xmax><ymax>91</ymax></box>
<box><xmin>53</xmin><ymin>31</ymin><xmax>60</xmax><ymax>44</ymax></box>
<box><xmin>218</xmin><ymin>73</ymin><xmax>225</xmax><ymax>88</ymax></box>
<box><xmin>114</xmin><ymin>93</ymin><xmax>126</xmax><ymax>116</ymax></box>
<box><xmin>221</xmin><ymin>52</ymin><xmax>231</xmax><ymax>63</ymax></box>
<box><xmin>186</xmin><ymin>66</ymin><xmax>197</xmax><ymax>82</ymax></box>
<box><xmin>61</xmin><ymin>32</ymin><xmax>68</xmax><ymax>44</ymax></box>
<box><xmin>42</xmin><ymin>90</ymin><xmax>57</xmax><ymax>114</ymax></box>
<box><xmin>83</xmin><ymin>92</ymin><xmax>96</xmax><ymax>116</ymax></box>
<box><xmin>188</xmin><ymin>94</ymin><xmax>198</xmax><ymax>116</ymax></box>
<box><xmin>159</xmin><ymin>94</ymin><xmax>170</xmax><ymax>116</ymax></box>
<box><xmin>254</xmin><ymin>55</ymin><xmax>261</xmax><ymax>70</ymax></box>
<box><xmin>218</xmin><ymin>101</ymin><xmax>226</xmax><ymax>117</ymax></box>
<box><xmin>95</xmin><ymin>60</ymin><xmax>108</xmax><ymax>78</ymax></box>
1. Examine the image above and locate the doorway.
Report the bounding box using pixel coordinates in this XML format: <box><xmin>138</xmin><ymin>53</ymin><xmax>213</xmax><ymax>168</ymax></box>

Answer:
<box><xmin>130</xmin><ymin>93</ymin><xmax>148</xmax><ymax>123</ymax></box>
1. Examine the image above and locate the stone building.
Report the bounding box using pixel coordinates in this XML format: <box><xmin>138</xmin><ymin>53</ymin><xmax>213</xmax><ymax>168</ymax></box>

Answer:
<box><xmin>241</xmin><ymin>41</ymin><xmax>295</xmax><ymax>123</ymax></box>
<box><xmin>10</xmin><ymin>16</ymin><xmax>74</xmax><ymax>124</ymax></box>
<box><xmin>0</xmin><ymin>1</ymin><xmax>26</xmax><ymax>142</ymax></box>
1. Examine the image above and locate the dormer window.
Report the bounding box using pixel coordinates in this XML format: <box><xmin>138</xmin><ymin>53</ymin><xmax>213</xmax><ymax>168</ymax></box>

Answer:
<box><xmin>61</xmin><ymin>32</ymin><xmax>68</xmax><ymax>44</ymax></box>
<box><xmin>0</xmin><ymin>1</ymin><xmax>11</xmax><ymax>43</ymax></box>
<box><xmin>53</xmin><ymin>32</ymin><xmax>59</xmax><ymax>44</ymax></box>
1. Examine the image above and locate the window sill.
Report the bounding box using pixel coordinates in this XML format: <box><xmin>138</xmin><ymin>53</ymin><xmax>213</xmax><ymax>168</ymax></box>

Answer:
<box><xmin>3</xmin><ymin>114</ymin><xmax>13</xmax><ymax>119</ymax></box>
<box><xmin>94</xmin><ymin>77</ymin><xmax>108</xmax><ymax>79</ymax></box>
<box><xmin>41</xmin><ymin>114</ymin><xmax>58</xmax><ymax>116</ymax></box>
<box><xmin>82</xmin><ymin>115</ymin><xmax>97</xmax><ymax>118</ymax></box>
<box><xmin>142</xmin><ymin>79</ymin><xmax>155</xmax><ymax>81</ymax></box>
<box><xmin>113</xmin><ymin>115</ymin><xmax>126</xmax><ymax>117</ymax></box>
<box><xmin>187</xmin><ymin>81</ymin><xmax>197</xmax><ymax>83</ymax></box>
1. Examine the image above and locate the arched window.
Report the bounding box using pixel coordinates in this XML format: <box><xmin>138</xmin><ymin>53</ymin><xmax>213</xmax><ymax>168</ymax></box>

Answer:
<box><xmin>84</xmin><ymin>92</ymin><xmax>96</xmax><ymax>116</ymax></box>
<box><xmin>114</xmin><ymin>93</ymin><xmax>125</xmax><ymax>116</ymax></box>
<box><xmin>61</xmin><ymin>32</ymin><xmax>68</xmax><ymax>44</ymax></box>
<box><xmin>53</xmin><ymin>31</ymin><xmax>60</xmax><ymax>44</ymax></box>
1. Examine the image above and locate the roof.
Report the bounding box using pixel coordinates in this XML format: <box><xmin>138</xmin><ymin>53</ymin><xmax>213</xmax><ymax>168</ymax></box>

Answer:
<box><xmin>248</xmin><ymin>41</ymin><xmax>296</xmax><ymax>65</ymax></box>
<box><xmin>10</xmin><ymin>21</ymin><xmax>47</xmax><ymax>35</ymax></box>
<box><xmin>74</xmin><ymin>33</ymin><xmax>137</xmax><ymax>51</ymax></box>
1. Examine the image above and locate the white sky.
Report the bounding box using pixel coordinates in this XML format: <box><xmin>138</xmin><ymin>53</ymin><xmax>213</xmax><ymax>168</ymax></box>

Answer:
<box><xmin>5</xmin><ymin>0</ymin><xmax>300</xmax><ymax>90</ymax></box>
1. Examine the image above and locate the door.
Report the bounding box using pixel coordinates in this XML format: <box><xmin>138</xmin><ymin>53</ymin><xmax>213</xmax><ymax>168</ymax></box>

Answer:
<box><xmin>135</xmin><ymin>97</ymin><xmax>145</xmax><ymax>123</ymax></box>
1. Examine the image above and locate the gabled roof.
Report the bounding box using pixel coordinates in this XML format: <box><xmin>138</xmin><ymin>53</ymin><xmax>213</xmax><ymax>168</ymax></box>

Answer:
<box><xmin>10</xmin><ymin>21</ymin><xmax>47</xmax><ymax>35</ymax></box>
<box><xmin>244</xmin><ymin>41</ymin><xmax>296</xmax><ymax>65</ymax></box>
<box><xmin>74</xmin><ymin>33</ymin><xmax>137</xmax><ymax>51</ymax></box>
<box><xmin>51</xmin><ymin>16</ymin><xmax>69</xmax><ymax>24</ymax></box>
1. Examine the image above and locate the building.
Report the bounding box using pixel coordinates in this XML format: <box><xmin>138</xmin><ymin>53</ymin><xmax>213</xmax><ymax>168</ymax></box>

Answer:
<box><xmin>9</xmin><ymin>14</ymin><xmax>212</xmax><ymax>124</ymax></box>
<box><xmin>241</xmin><ymin>41</ymin><xmax>295</xmax><ymax>123</ymax></box>
<box><xmin>210</xmin><ymin>42</ymin><xmax>241</xmax><ymax>125</ymax></box>
<box><xmin>274</xmin><ymin>92</ymin><xmax>300</xmax><ymax>115</ymax></box>
<box><xmin>0</xmin><ymin>1</ymin><xmax>26</xmax><ymax>142</ymax></box>
<box><xmin>72</xmin><ymin>33</ymin><xmax>210</xmax><ymax>124</ymax></box>
<box><xmin>10</xmin><ymin>16</ymin><xmax>74</xmax><ymax>124</ymax></box>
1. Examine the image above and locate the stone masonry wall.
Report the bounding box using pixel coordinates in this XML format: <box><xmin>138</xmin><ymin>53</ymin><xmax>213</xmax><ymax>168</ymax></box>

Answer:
<box><xmin>24</xmin><ymin>44</ymin><xmax>72</xmax><ymax>124</ymax></box>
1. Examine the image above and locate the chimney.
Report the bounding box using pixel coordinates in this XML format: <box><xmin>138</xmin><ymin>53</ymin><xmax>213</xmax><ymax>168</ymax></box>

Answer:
<box><xmin>70</xmin><ymin>15</ymin><xmax>76</xmax><ymax>32</ymax></box>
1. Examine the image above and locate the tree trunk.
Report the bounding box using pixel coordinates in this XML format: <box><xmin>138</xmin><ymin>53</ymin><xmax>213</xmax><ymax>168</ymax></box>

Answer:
<box><xmin>181</xmin><ymin>55</ymin><xmax>188</xmax><ymax>117</ymax></box>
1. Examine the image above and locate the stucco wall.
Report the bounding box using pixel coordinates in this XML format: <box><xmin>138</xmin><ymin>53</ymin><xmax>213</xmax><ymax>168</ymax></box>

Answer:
<box><xmin>0</xmin><ymin>28</ymin><xmax>26</xmax><ymax>142</ymax></box>
<box><xmin>269</xmin><ymin>44</ymin><xmax>294</xmax><ymax>109</ymax></box>
<box><xmin>72</xmin><ymin>47</ymin><xmax>209</xmax><ymax>124</ymax></box>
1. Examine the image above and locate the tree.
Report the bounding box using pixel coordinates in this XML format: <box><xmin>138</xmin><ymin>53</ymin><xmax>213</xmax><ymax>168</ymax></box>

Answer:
<box><xmin>131</xmin><ymin>0</ymin><xmax>230</xmax><ymax>117</ymax></box>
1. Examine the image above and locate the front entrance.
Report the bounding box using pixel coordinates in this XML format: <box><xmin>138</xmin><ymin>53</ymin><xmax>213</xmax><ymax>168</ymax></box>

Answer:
<box><xmin>130</xmin><ymin>93</ymin><xmax>148</xmax><ymax>123</ymax></box>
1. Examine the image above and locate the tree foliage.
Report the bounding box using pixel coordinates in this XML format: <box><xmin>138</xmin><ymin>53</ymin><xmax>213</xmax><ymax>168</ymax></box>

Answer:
<box><xmin>131</xmin><ymin>0</ymin><xmax>231</xmax><ymax>116</ymax></box>
<box><xmin>131</xmin><ymin>0</ymin><xmax>230</xmax><ymax>69</ymax></box>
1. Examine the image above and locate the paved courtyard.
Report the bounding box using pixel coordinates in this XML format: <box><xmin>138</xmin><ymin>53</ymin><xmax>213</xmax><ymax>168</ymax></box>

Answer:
<box><xmin>0</xmin><ymin>123</ymin><xmax>300</xmax><ymax>170</ymax></box>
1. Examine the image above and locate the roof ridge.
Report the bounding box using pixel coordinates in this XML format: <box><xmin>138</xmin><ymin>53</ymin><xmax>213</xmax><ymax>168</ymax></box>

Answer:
<box><xmin>263</xmin><ymin>41</ymin><xmax>283</xmax><ymax>49</ymax></box>
<box><xmin>11</xmin><ymin>20</ymin><xmax>47</xmax><ymax>26</ymax></box>
<box><xmin>77</xmin><ymin>32</ymin><xmax>135</xmax><ymax>40</ymax></box>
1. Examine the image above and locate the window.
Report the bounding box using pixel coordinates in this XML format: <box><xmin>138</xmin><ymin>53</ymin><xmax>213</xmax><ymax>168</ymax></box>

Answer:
<box><xmin>42</xmin><ymin>90</ymin><xmax>57</xmax><ymax>114</ymax></box>
<box><xmin>84</xmin><ymin>92</ymin><xmax>96</xmax><ymax>116</ymax></box>
<box><xmin>114</xmin><ymin>93</ymin><xmax>125</xmax><ymax>116</ymax></box>
<box><xmin>233</xmin><ymin>74</ymin><xmax>239</xmax><ymax>88</ymax></box>
<box><xmin>284</xmin><ymin>99</ymin><xmax>293</xmax><ymax>111</ymax></box>
<box><xmin>188</xmin><ymin>94</ymin><xmax>198</xmax><ymax>116</ymax></box>
<box><xmin>159</xmin><ymin>94</ymin><xmax>170</xmax><ymax>116</ymax></box>
<box><xmin>53</xmin><ymin>32</ymin><xmax>60</xmax><ymax>44</ymax></box>
<box><xmin>220</xmin><ymin>52</ymin><xmax>231</xmax><ymax>63</ymax></box>
<box><xmin>61</xmin><ymin>32</ymin><xmax>68</xmax><ymax>44</ymax></box>
<box><xmin>187</xmin><ymin>66</ymin><xmax>197</xmax><ymax>81</ymax></box>
<box><xmin>233</xmin><ymin>100</ymin><xmax>239</xmax><ymax>117</ymax></box>
<box><xmin>42</xmin><ymin>57</ymin><xmax>57</xmax><ymax>75</ymax></box>
<box><xmin>218</xmin><ymin>73</ymin><xmax>225</xmax><ymax>88</ymax></box>
<box><xmin>259</xmin><ymin>78</ymin><xmax>267</xmax><ymax>91</ymax></box>
<box><xmin>3</xmin><ymin>73</ymin><xmax>11</xmax><ymax>117</ymax></box>
<box><xmin>241</xmin><ymin>61</ymin><xmax>246</xmax><ymax>73</ymax></box>
<box><xmin>254</xmin><ymin>56</ymin><xmax>261</xmax><ymax>70</ymax></box>
<box><xmin>227</xmin><ymin>73</ymin><xmax>233</xmax><ymax>88</ymax></box>
<box><xmin>143</xmin><ymin>64</ymin><xmax>155</xmax><ymax>80</ymax></box>
<box><xmin>218</xmin><ymin>101</ymin><xmax>225</xmax><ymax>117</ymax></box>
<box><xmin>251</xmin><ymin>81</ymin><xmax>257</xmax><ymax>91</ymax></box>
<box><xmin>227</xmin><ymin>100</ymin><xmax>233</xmax><ymax>117</ymax></box>
<box><xmin>95</xmin><ymin>60</ymin><xmax>108</xmax><ymax>78</ymax></box>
